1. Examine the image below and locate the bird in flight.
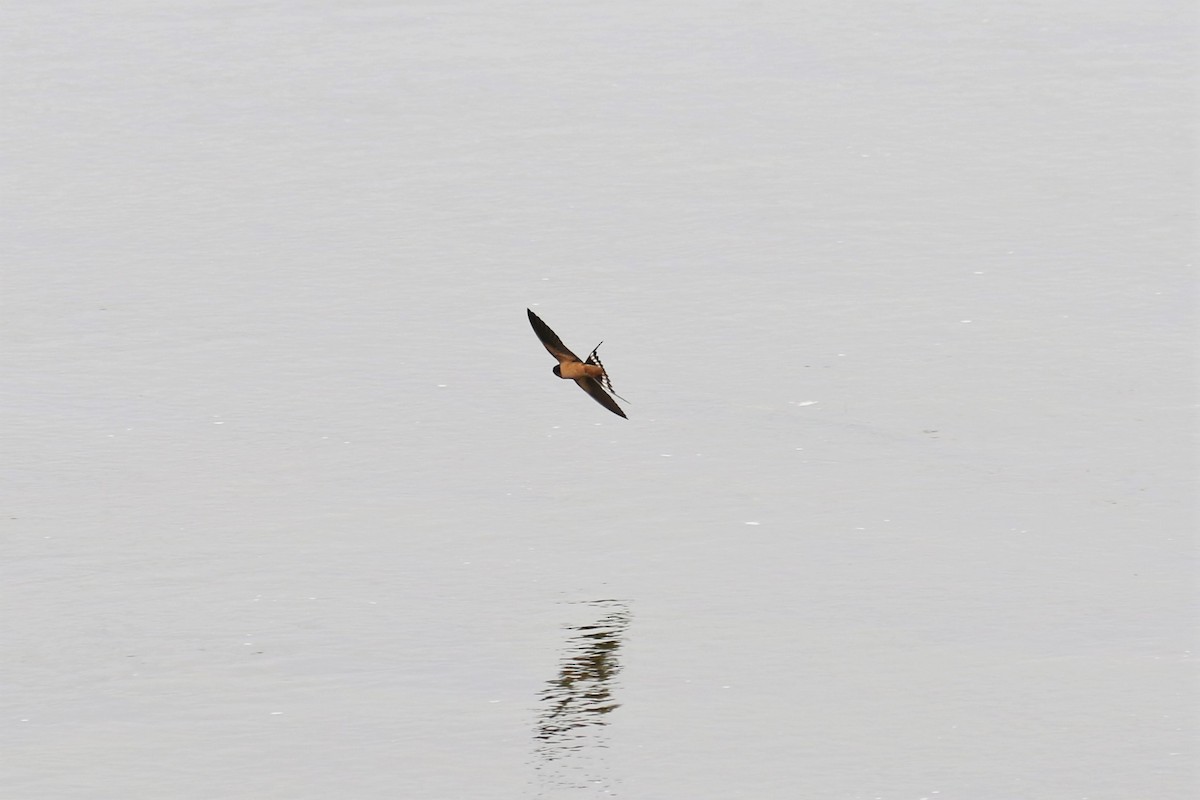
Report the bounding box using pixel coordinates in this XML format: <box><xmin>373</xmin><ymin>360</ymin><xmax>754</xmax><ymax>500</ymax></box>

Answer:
<box><xmin>527</xmin><ymin>308</ymin><xmax>628</xmax><ymax>419</ymax></box>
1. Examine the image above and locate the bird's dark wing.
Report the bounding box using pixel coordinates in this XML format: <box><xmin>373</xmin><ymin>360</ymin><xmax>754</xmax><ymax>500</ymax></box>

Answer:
<box><xmin>527</xmin><ymin>308</ymin><xmax>582</xmax><ymax>364</ymax></box>
<box><xmin>575</xmin><ymin>377</ymin><xmax>627</xmax><ymax>419</ymax></box>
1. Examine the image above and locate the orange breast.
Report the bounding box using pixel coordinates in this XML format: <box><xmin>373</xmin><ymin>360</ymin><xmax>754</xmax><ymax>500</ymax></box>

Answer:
<box><xmin>559</xmin><ymin>362</ymin><xmax>604</xmax><ymax>379</ymax></box>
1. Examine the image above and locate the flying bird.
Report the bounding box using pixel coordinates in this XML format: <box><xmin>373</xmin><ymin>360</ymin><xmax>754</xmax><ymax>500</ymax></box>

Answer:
<box><xmin>527</xmin><ymin>308</ymin><xmax>628</xmax><ymax>419</ymax></box>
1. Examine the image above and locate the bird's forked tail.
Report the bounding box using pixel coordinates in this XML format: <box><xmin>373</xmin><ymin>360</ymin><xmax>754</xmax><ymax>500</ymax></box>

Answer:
<box><xmin>586</xmin><ymin>343</ymin><xmax>629</xmax><ymax>403</ymax></box>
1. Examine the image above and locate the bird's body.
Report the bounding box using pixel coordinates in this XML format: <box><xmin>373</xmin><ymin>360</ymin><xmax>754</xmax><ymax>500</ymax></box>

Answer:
<box><xmin>555</xmin><ymin>361</ymin><xmax>605</xmax><ymax>380</ymax></box>
<box><xmin>527</xmin><ymin>308</ymin><xmax>627</xmax><ymax>419</ymax></box>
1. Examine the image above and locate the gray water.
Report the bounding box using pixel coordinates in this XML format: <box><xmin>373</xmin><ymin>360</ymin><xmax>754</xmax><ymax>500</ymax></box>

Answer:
<box><xmin>4</xmin><ymin>2</ymin><xmax>1196</xmax><ymax>798</ymax></box>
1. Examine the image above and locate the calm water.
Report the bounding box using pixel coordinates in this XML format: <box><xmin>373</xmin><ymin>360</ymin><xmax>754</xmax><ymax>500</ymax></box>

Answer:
<box><xmin>4</xmin><ymin>1</ymin><xmax>1195</xmax><ymax>798</ymax></box>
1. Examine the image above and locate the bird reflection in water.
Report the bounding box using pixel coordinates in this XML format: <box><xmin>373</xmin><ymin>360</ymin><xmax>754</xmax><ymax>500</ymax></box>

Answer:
<box><xmin>533</xmin><ymin>599</ymin><xmax>631</xmax><ymax>794</ymax></box>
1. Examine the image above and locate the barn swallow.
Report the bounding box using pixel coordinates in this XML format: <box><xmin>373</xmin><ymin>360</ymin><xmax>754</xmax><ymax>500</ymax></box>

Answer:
<box><xmin>527</xmin><ymin>308</ymin><xmax>627</xmax><ymax>419</ymax></box>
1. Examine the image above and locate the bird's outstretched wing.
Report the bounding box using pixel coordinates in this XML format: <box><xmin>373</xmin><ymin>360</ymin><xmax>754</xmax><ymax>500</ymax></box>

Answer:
<box><xmin>527</xmin><ymin>308</ymin><xmax>581</xmax><ymax>364</ymax></box>
<box><xmin>575</xmin><ymin>377</ymin><xmax>627</xmax><ymax>418</ymax></box>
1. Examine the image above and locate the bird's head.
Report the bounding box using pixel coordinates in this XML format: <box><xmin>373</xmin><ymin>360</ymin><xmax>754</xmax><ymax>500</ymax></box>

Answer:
<box><xmin>551</xmin><ymin>365</ymin><xmax>562</xmax><ymax>378</ymax></box>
